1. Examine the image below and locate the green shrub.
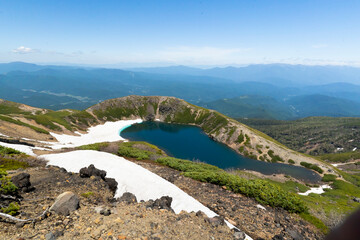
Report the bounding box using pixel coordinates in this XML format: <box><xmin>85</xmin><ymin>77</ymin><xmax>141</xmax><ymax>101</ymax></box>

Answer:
<box><xmin>322</xmin><ymin>174</ymin><xmax>337</xmax><ymax>182</ymax></box>
<box><xmin>268</xmin><ymin>150</ymin><xmax>284</xmax><ymax>162</ymax></box>
<box><xmin>236</xmin><ymin>133</ymin><xmax>244</xmax><ymax>143</ymax></box>
<box><xmin>0</xmin><ymin>146</ymin><xmax>22</xmax><ymax>155</ymax></box>
<box><xmin>1</xmin><ymin>202</ymin><xmax>20</xmax><ymax>216</ymax></box>
<box><xmin>0</xmin><ymin>170</ymin><xmax>17</xmax><ymax>195</ymax></box>
<box><xmin>156</xmin><ymin>157</ymin><xmax>307</xmax><ymax>213</ymax></box>
<box><xmin>244</xmin><ymin>134</ymin><xmax>251</xmax><ymax>146</ymax></box>
<box><xmin>300</xmin><ymin>162</ymin><xmax>323</xmax><ymax>174</ymax></box>
<box><xmin>288</xmin><ymin>159</ymin><xmax>295</xmax><ymax>164</ymax></box>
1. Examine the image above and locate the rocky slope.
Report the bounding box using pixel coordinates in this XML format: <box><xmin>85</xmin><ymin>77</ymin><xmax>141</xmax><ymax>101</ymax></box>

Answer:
<box><xmin>1</xmin><ymin>164</ymin><xmax>239</xmax><ymax>240</ymax></box>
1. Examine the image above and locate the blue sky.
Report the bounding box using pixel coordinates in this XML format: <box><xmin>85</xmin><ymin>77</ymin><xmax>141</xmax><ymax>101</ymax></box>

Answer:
<box><xmin>1</xmin><ymin>0</ymin><xmax>359</xmax><ymax>67</ymax></box>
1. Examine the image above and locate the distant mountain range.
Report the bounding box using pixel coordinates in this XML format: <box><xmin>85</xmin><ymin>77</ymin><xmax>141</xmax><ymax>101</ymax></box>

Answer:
<box><xmin>202</xmin><ymin>94</ymin><xmax>360</xmax><ymax>120</ymax></box>
<box><xmin>1</xmin><ymin>61</ymin><xmax>360</xmax><ymax>119</ymax></box>
<box><xmin>129</xmin><ymin>64</ymin><xmax>360</xmax><ymax>87</ymax></box>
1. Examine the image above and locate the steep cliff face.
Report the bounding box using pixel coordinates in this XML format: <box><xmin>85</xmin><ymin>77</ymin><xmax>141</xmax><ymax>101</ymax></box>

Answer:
<box><xmin>86</xmin><ymin>95</ymin><xmax>333</xmax><ymax>175</ymax></box>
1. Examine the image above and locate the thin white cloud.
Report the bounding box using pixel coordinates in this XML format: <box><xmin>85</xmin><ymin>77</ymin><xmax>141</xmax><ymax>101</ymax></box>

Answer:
<box><xmin>157</xmin><ymin>46</ymin><xmax>252</xmax><ymax>63</ymax></box>
<box><xmin>12</xmin><ymin>46</ymin><xmax>35</xmax><ymax>54</ymax></box>
<box><xmin>312</xmin><ymin>44</ymin><xmax>328</xmax><ymax>49</ymax></box>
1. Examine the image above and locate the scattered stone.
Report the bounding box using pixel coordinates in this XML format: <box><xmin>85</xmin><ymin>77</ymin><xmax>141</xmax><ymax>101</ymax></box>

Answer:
<box><xmin>15</xmin><ymin>222</ymin><xmax>25</xmax><ymax>228</ymax></box>
<box><xmin>118</xmin><ymin>192</ymin><xmax>137</xmax><ymax>204</ymax></box>
<box><xmin>286</xmin><ymin>228</ymin><xmax>302</xmax><ymax>240</ymax></box>
<box><xmin>205</xmin><ymin>216</ymin><xmax>225</xmax><ymax>227</ymax></box>
<box><xmin>353</xmin><ymin>197</ymin><xmax>360</xmax><ymax>203</ymax></box>
<box><xmin>196</xmin><ymin>210</ymin><xmax>206</xmax><ymax>218</ymax></box>
<box><xmin>11</xmin><ymin>173</ymin><xmax>34</xmax><ymax>192</ymax></box>
<box><xmin>79</xmin><ymin>164</ymin><xmax>106</xmax><ymax>179</ymax></box>
<box><xmin>145</xmin><ymin>114</ymin><xmax>155</xmax><ymax>121</ymax></box>
<box><xmin>233</xmin><ymin>230</ymin><xmax>246</xmax><ymax>240</ymax></box>
<box><xmin>100</xmin><ymin>209</ymin><xmax>111</xmax><ymax>216</ymax></box>
<box><xmin>94</xmin><ymin>206</ymin><xmax>105</xmax><ymax>214</ymax></box>
<box><xmin>50</xmin><ymin>192</ymin><xmax>80</xmax><ymax>216</ymax></box>
<box><xmin>45</xmin><ymin>232</ymin><xmax>56</xmax><ymax>240</ymax></box>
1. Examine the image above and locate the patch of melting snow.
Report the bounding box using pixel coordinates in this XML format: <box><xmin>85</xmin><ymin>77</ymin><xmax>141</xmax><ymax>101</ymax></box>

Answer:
<box><xmin>42</xmin><ymin>150</ymin><xmax>252</xmax><ymax>239</ymax></box>
<box><xmin>48</xmin><ymin>119</ymin><xmax>142</xmax><ymax>149</ymax></box>
<box><xmin>0</xmin><ymin>132</ymin><xmax>8</xmax><ymax>137</ymax></box>
<box><xmin>298</xmin><ymin>185</ymin><xmax>331</xmax><ymax>196</ymax></box>
<box><xmin>256</xmin><ymin>204</ymin><xmax>266</xmax><ymax>211</ymax></box>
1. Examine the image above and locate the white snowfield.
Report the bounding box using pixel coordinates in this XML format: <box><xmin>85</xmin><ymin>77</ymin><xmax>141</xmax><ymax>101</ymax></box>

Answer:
<box><xmin>298</xmin><ymin>185</ymin><xmax>331</xmax><ymax>196</ymax></box>
<box><xmin>0</xmin><ymin>119</ymin><xmax>142</xmax><ymax>156</ymax></box>
<box><xmin>49</xmin><ymin>119</ymin><xmax>143</xmax><ymax>149</ymax></box>
<box><xmin>42</xmin><ymin>150</ymin><xmax>252</xmax><ymax>240</ymax></box>
<box><xmin>0</xmin><ymin>141</ymin><xmax>48</xmax><ymax>156</ymax></box>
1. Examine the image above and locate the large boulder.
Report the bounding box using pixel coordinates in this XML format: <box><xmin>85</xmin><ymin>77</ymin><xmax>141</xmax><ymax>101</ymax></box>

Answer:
<box><xmin>50</xmin><ymin>192</ymin><xmax>80</xmax><ymax>215</ymax></box>
<box><xmin>79</xmin><ymin>164</ymin><xmax>106</xmax><ymax>179</ymax></box>
<box><xmin>118</xmin><ymin>192</ymin><xmax>137</xmax><ymax>204</ymax></box>
<box><xmin>146</xmin><ymin>196</ymin><xmax>173</xmax><ymax>211</ymax></box>
<box><xmin>11</xmin><ymin>173</ymin><xmax>34</xmax><ymax>192</ymax></box>
<box><xmin>104</xmin><ymin>177</ymin><xmax>118</xmax><ymax>194</ymax></box>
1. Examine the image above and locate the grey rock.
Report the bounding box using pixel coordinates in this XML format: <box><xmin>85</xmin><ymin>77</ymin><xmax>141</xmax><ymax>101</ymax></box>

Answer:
<box><xmin>45</xmin><ymin>232</ymin><xmax>56</xmax><ymax>240</ymax></box>
<box><xmin>50</xmin><ymin>192</ymin><xmax>80</xmax><ymax>216</ymax></box>
<box><xmin>205</xmin><ymin>216</ymin><xmax>225</xmax><ymax>227</ymax></box>
<box><xmin>118</xmin><ymin>192</ymin><xmax>137</xmax><ymax>204</ymax></box>
<box><xmin>15</xmin><ymin>222</ymin><xmax>25</xmax><ymax>228</ymax></box>
<box><xmin>233</xmin><ymin>230</ymin><xmax>246</xmax><ymax>240</ymax></box>
<box><xmin>353</xmin><ymin>197</ymin><xmax>360</xmax><ymax>203</ymax></box>
<box><xmin>286</xmin><ymin>228</ymin><xmax>303</xmax><ymax>240</ymax></box>
<box><xmin>11</xmin><ymin>173</ymin><xmax>34</xmax><ymax>192</ymax></box>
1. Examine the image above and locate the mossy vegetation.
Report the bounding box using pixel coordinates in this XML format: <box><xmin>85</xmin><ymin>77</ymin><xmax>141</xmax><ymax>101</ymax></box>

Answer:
<box><xmin>0</xmin><ymin>158</ymin><xmax>30</xmax><ymax>171</ymax></box>
<box><xmin>77</xmin><ymin>142</ymin><xmax>110</xmax><ymax>151</ymax></box>
<box><xmin>319</xmin><ymin>151</ymin><xmax>360</xmax><ymax>163</ymax></box>
<box><xmin>118</xmin><ymin>141</ymin><xmax>163</xmax><ymax>160</ymax></box>
<box><xmin>81</xmin><ymin>191</ymin><xmax>94</xmax><ymax>198</ymax></box>
<box><xmin>67</xmin><ymin>110</ymin><xmax>97</xmax><ymax>127</ymax></box>
<box><xmin>322</xmin><ymin>174</ymin><xmax>337</xmax><ymax>182</ymax></box>
<box><xmin>26</xmin><ymin>110</ymin><xmax>73</xmax><ymax>131</ymax></box>
<box><xmin>155</xmin><ymin>157</ymin><xmax>307</xmax><ymax>213</ymax></box>
<box><xmin>0</xmin><ymin>101</ymin><xmax>30</xmax><ymax>115</ymax></box>
<box><xmin>0</xmin><ymin>115</ymin><xmax>49</xmax><ymax>134</ymax></box>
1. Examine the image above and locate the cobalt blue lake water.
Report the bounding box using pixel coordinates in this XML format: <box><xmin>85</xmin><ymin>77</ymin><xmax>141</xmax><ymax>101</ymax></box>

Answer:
<box><xmin>121</xmin><ymin>121</ymin><xmax>320</xmax><ymax>183</ymax></box>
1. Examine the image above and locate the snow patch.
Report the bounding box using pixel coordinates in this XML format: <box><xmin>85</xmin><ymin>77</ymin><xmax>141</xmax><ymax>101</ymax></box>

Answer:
<box><xmin>0</xmin><ymin>132</ymin><xmax>8</xmax><ymax>137</ymax></box>
<box><xmin>298</xmin><ymin>185</ymin><xmax>331</xmax><ymax>196</ymax></box>
<box><xmin>49</xmin><ymin>119</ymin><xmax>142</xmax><ymax>149</ymax></box>
<box><xmin>42</xmin><ymin>150</ymin><xmax>252</xmax><ymax>239</ymax></box>
<box><xmin>256</xmin><ymin>204</ymin><xmax>266</xmax><ymax>211</ymax></box>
